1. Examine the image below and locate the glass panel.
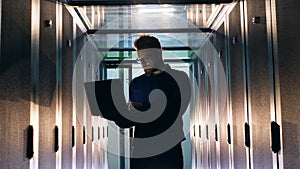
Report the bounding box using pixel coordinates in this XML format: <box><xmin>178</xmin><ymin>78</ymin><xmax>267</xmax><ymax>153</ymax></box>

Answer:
<box><xmin>76</xmin><ymin>4</ymin><xmax>225</xmax><ymax>29</ymax></box>
<box><xmin>74</xmin><ymin>4</ymin><xmax>229</xmax><ymax>63</ymax></box>
<box><xmin>91</xmin><ymin>33</ymin><xmax>207</xmax><ymax>49</ymax></box>
<box><xmin>107</xmin><ymin>68</ymin><xmax>120</xmax><ymax>79</ymax></box>
<box><xmin>102</xmin><ymin>50</ymin><xmax>193</xmax><ymax>61</ymax></box>
<box><xmin>77</xmin><ymin>4</ymin><xmax>219</xmax><ymax>54</ymax></box>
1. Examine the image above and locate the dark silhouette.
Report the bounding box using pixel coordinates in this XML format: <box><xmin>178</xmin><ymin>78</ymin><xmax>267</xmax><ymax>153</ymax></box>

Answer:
<box><xmin>84</xmin><ymin>35</ymin><xmax>191</xmax><ymax>169</ymax></box>
<box><xmin>127</xmin><ymin>35</ymin><xmax>191</xmax><ymax>169</ymax></box>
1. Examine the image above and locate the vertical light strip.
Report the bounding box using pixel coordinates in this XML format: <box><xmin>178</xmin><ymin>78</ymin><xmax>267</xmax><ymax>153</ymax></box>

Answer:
<box><xmin>202</xmin><ymin>5</ymin><xmax>207</xmax><ymax>27</ymax></box>
<box><xmin>91</xmin><ymin>6</ymin><xmax>95</xmax><ymax>29</ymax></box>
<box><xmin>240</xmin><ymin>1</ymin><xmax>248</xmax><ymax>169</ymax></box>
<box><xmin>72</xmin><ymin>18</ymin><xmax>77</xmax><ymax>169</ymax></box>
<box><xmin>214</xmin><ymin>45</ymin><xmax>220</xmax><ymax>169</ymax></box>
<box><xmin>124</xmin><ymin>129</ymin><xmax>130</xmax><ymax>169</ymax></box>
<box><xmin>224</xmin><ymin>10</ymin><xmax>234</xmax><ymax>169</ymax></box>
<box><xmin>97</xmin><ymin>66</ymin><xmax>102</xmax><ymax>168</ymax></box>
<box><xmin>99</xmin><ymin>64</ymin><xmax>108</xmax><ymax>169</ymax></box>
<box><xmin>101</xmin><ymin>7</ymin><xmax>105</xmax><ymax>26</ymax></box>
<box><xmin>205</xmin><ymin>56</ymin><xmax>211</xmax><ymax>169</ymax></box>
<box><xmin>270</xmin><ymin>0</ymin><xmax>283</xmax><ymax>167</ymax></box>
<box><xmin>97</xmin><ymin>6</ymin><xmax>100</xmax><ymax>28</ymax></box>
<box><xmin>123</xmin><ymin>68</ymin><xmax>130</xmax><ymax>169</ymax></box>
<box><xmin>30</xmin><ymin>0</ymin><xmax>40</xmax><ymax>169</ymax></box>
<box><xmin>91</xmin><ymin>52</ymin><xmax>95</xmax><ymax>169</ymax></box>
<box><xmin>92</xmin><ymin>117</ymin><xmax>95</xmax><ymax>169</ymax></box>
<box><xmin>265</xmin><ymin>0</ymin><xmax>276</xmax><ymax>132</ymax></box>
<box><xmin>191</xmin><ymin>64</ymin><xmax>196</xmax><ymax>169</ymax></box>
<box><xmin>211</xmin><ymin>32</ymin><xmax>220</xmax><ymax>169</ymax></box>
<box><xmin>198</xmin><ymin>61</ymin><xmax>203</xmax><ymax>169</ymax></box>
<box><xmin>195</xmin><ymin>4</ymin><xmax>199</xmax><ymax>26</ymax></box>
<box><xmin>97</xmin><ymin>117</ymin><xmax>101</xmax><ymax>168</ymax></box>
<box><xmin>56</xmin><ymin>2</ymin><xmax>62</xmax><ymax>169</ymax></box>
<box><xmin>104</xmin><ymin>120</ymin><xmax>109</xmax><ymax>169</ymax></box>
<box><xmin>190</xmin><ymin>63</ymin><xmax>193</xmax><ymax>169</ymax></box>
<box><xmin>83</xmin><ymin>6</ymin><xmax>87</xmax><ymax>17</ymax></box>
<box><xmin>265</xmin><ymin>0</ymin><xmax>284</xmax><ymax>168</ymax></box>
<box><xmin>240</xmin><ymin>1</ymin><xmax>253</xmax><ymax>169</ymax></box>
<box><xmin>197</xmin><ymin>62</ymin><xmax>201</xmax><ymax>169</ymax></box>
<box><xmin>245</xmin><ymin>1</ymin><xmax>254</xmax><ymax>168</ymax></box>
<box><xmin>83</xmin><ymin>38</ymin><xmax>87</xmax><ymax>169</ymax></box>
<box><xmin>265</xmin><ymin>1</ymin><xmax>277</xmax><ymax>168</ymax></box>
<box><xmin>100</xmin><ymin>118</ymin><xmax>103</xmax><ymax>169</ymax></box>
<box><xmin>100</xmin><ymin>118</ymin><xmax>105</xmax><ymax>169</ymax></box>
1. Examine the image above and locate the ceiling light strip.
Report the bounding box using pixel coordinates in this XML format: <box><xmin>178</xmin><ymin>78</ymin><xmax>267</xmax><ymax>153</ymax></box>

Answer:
<box><xmin>87</xmin><ymin>28</ymin><xmax>213</xmax><ymax>34</ymax></box>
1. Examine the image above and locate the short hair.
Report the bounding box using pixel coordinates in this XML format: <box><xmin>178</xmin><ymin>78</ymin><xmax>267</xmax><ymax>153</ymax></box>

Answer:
<box><xmin>134</xmin><ymin>35</ymin><xmax>162</xmax><ymax>50</ymax></box>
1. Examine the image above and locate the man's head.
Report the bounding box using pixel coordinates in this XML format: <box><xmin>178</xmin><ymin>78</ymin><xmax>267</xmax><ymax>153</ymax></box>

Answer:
<box><xmin>134</xmin><ymin>35</ymin><xmax>165</xmax><ymax>74</ymax></box>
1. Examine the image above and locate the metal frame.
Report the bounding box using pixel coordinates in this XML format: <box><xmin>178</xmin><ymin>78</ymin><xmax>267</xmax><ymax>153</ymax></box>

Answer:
<box><xmin>265</xmin><ymin>0</ymin><xmax>283</xmax><ymax>168</ymax></box>
<box><xmin>55</xmin><ymin>2</ymin><xmax>63</xmax><ymax>169</ymax></box>
<box><xmin>104</xmin><ymin>58</ymin><xmax>192</xmax><ymax>68</ymax></box>
<box><xmin>68</xmin><ymin>0</ymin><xmax>235</xmax><ymax>6</ymax></box>
<box><xmin>71</xmin><ymin>7</ymin><xmax>78</xmax><ymax>169</ymax></box>
<box><xmin>97</xmin><ymin>46</ymin><xmax>199</xmax><ymax>52</ymax></box>
<box><xmin>30</xmin><ymin>0</ymin><xmax>40</xmax><ymax>169</ymax></box>
<box><xmin>224</xmin><ymin>8</ymin><xmax>234</xmax><ymax>169</ymax></box>
<box><xmin>240</xmin><ymin>1</ymin><xmax>254</xmax><ymax>169</ymax></box>
<box><xmin>87</xmin><ymin>28</ymin><xmax>213</xmax><ymax>34</ymax></box>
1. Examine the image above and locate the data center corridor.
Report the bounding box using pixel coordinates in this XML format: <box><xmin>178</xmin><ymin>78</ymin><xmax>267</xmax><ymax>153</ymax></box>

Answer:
<box><xmin>0</xmin><ymin>0</ymin><xmax>299</xmax><ymax>169</ymax></box>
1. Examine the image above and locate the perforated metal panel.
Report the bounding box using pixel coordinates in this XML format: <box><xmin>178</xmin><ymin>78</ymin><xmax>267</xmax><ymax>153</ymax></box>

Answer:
<box><xmin>215</xmin><ymin>23</ymin><xmax>231</xmax><ymax>169</ymax></box>
<box><xmin>276</xmin><ymin>0</ymin><xmax>300</xmax><ymax>168</ymax></box>
<box><xmin>38</xmin><ymin>1</ymin><xmax>57</xmax><ymax>169</ymax></box>
<box><xmin>228</xmin><ymin>3</ymin><xmax>248</xmax><ymax>169</ymax></box>
<box><xmin>246</xmin><ymin>0</ymin><xmax>273</xmax><ymax>168</ymax></box>
<box><xmin>0</xmin><ymin>0</ymin><xmax>31</xmax><ymax>168</ymax></box>
<box><xmin>61</xmin><ymin>5</ymin><xmax>75</xmax><ymax>169</ymax></box>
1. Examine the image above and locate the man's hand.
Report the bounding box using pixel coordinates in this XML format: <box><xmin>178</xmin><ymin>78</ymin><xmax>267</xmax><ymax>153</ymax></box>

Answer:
<box><xmin>127</xmin><ymin>102</ymin><xmax>149</xmax><ymax>111</ymax></box>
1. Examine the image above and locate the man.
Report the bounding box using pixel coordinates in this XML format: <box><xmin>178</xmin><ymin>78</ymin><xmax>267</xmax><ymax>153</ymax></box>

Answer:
<box><xmin>127</xmin><ymin>35</ymin><xmax>191</xmax><ymax>169</ymax></box>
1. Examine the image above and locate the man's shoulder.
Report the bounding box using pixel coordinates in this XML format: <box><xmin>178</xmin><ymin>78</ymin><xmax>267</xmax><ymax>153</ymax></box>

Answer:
<box><xmin>131</xmin><ymin>74</ymin><xmax>147</xmax><ymax>83</ymax></box>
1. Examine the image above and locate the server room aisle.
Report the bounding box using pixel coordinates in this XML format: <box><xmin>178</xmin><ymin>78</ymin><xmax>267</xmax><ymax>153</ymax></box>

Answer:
<box><xmin>0</xmin><ymin>0</ymin><xmax>300</xmax><ymax>169</ymax></box>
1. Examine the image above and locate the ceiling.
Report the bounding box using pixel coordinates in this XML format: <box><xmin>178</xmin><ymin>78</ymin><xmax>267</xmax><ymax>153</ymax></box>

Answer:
<box><xmin>68</xmin><ymin>1</ymin><xmax>233</xmax><ymax>60</ymax></box>
<box><xmin>66</xmin><ymin>0</ymin><xmax>234</xmax><ymax>6</ymax></box>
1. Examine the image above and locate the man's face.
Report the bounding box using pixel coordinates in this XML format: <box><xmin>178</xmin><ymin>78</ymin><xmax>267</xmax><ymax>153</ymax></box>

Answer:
<box><xmin>137</xmin><ymin>48</ymin><xmax>162</xmax><ymax>72</ymax></box>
